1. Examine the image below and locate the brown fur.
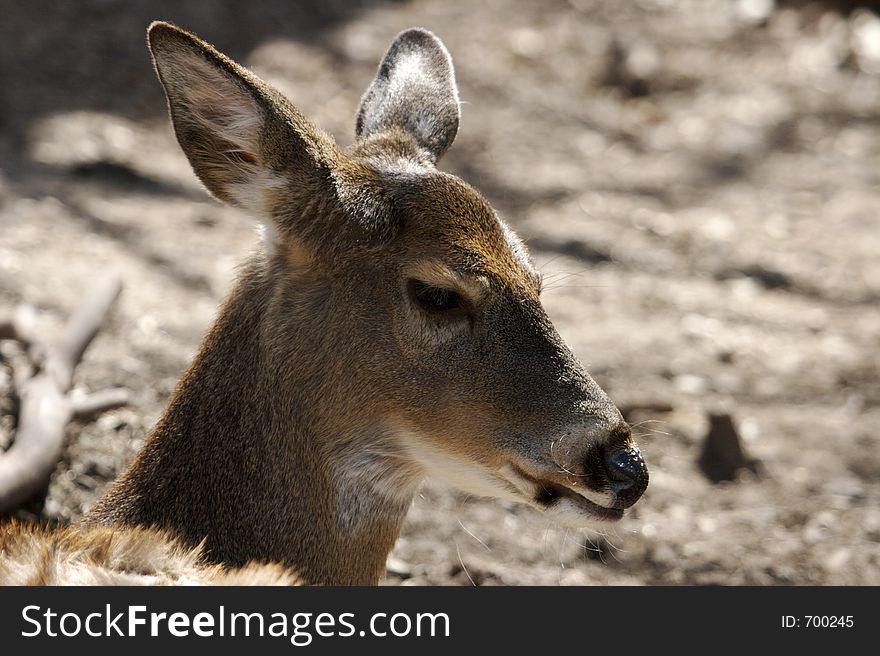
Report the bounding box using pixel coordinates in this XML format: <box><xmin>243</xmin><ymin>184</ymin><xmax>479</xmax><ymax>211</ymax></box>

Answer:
<box><xmin>3</xmin><ymin>22</ymin><xmax>647</xmax><ymax>586</ymax></box>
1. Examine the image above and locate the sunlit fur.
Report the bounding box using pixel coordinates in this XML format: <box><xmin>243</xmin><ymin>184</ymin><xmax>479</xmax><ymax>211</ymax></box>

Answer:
<box><xmin>0</xmin><ymin>521</ymin><xmax>297</xmax><ymax>585</ymax></box>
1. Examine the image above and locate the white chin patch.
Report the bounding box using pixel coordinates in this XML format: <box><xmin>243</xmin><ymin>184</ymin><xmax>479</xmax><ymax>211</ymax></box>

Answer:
<box><xmin>540</xmin><ymin>498</ymin><xmax>617</xmax><ymax>529</ymax></box>
<box><xmin>399</xmin><ymin>436</ymin><xmax>521</xmax><ymax>503</ymax></box>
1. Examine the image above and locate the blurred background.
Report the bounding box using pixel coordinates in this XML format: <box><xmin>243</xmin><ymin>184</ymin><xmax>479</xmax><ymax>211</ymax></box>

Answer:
<box><xmin>1</xmin><ymin>0</ymin><xmax>878</xmax><ymax>584</ymax></box>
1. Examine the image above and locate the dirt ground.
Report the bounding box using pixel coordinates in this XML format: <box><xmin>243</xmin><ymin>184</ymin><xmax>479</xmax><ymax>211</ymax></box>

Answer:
<box><xmin>1</xmin><ymin>0</ymin><xmax>878</xmax><ymax>585</ymax></box>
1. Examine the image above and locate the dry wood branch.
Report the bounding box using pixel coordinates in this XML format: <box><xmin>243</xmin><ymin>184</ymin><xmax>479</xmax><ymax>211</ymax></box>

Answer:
<box><xmin>0</xmin><ymin>276</ymin><xmax>130</xmax><ymax>514</ymax></box>
<box><xmin>51</xmin><ymin>276</ymin><xmax>122</xmax><ymax>389</ymax></box>
<box><xmin>71</xmin><ymin>388</ymin><xmax>133</xmax><ymax>422</ymax></box>
<box><xmin>0</xmin><ymin>305</ymin><xmax>38</xmax><ymax>350</ymax></box>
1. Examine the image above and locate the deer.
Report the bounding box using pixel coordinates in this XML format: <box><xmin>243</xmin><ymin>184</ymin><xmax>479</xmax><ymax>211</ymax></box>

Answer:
<box><xmin>0</xmin><ymin>21</ymin><xmax>648</xmax><ymax>586</ymax></box>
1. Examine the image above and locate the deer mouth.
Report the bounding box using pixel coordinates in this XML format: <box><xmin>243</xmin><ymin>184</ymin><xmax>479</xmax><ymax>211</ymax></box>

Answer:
<box><xmin>532</xmin><ymin>480</ymin><xmax>624</xmax><ymax>521</ymax></box>
<box><xmin>503</xmin><ymin>464</ymin><xmax>624</xmax><ymax>524</ymax></box>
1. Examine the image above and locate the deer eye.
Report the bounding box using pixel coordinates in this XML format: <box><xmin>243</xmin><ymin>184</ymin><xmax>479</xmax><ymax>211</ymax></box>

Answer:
<box><xmin>407</xmin><ymin>279</ymin><xmax>463</xmax><ymax>314</ymax></box>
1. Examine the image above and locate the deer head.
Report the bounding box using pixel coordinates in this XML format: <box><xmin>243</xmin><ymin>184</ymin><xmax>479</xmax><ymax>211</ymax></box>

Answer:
<box><xmin>148</xmin><ymin>20</ymin><xmax>647</xmax><ymax>527</ymax></box>
<box><xmin>88</xmin><ymin>23</ymin><xmax>648</xmax><ymax>584</ymax></box>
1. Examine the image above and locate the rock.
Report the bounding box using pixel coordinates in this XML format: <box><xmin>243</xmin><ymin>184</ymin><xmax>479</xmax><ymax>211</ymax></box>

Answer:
<box><xmin>674</xmin><ymin>374</ymin><xmax>709</xmax><ymax>395</ymax></box>
<box><xmin>824</xmin><ymin>547</ymin><xmax>851</xmax><ymax>573</ymax></box>
<box><xmin>602</xmin><ymin>39</ymin><xmax>660</xmax><ymax>97</ymax></box>
<box><xmin>821</xmin><ymin>476</ymin><xmax>865</xmax><ymax>501</ymax></box>
<box><xmin>850</xmin><ymin>9</ymin><xmax>880</xmax><ymax>74</ymax></box>
<box><xmin>385</xmin><ymin>555</ymin><xmax>412</xmax><ymax>579</ymax></box>
<box><xmin>738</xmin><ymin>0</ymin><xmax>775</xmax><ymax>25</ymax></box>
<box><xmin>697</xmin><ymin>413</ymin><xmax>762</xmax><ymax>483</ymax></box>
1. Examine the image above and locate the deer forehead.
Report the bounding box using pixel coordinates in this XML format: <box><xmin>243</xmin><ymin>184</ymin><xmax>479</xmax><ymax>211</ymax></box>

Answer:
<box><xmin>383</xmin><ymin>172</ymin><xmax>542</xmax><ymax>295</ymax></box>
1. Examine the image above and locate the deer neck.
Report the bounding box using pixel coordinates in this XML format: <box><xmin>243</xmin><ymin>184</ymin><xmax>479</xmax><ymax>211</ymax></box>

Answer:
<box><xmin>87</xmin><ymin>256</ymin><xmax>423</xmax><ymax>585</ymax></box>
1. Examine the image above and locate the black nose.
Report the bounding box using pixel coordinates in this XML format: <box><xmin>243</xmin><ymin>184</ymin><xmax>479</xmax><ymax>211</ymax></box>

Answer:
<box><xmin>605</xmin><ymin>447</ymin><xmax>649</xmax><ymax>508</ymax></box>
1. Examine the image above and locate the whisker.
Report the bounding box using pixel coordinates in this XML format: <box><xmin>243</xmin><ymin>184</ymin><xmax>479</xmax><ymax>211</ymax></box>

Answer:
<box><xmin>541</xmin><ymin>283</ymin><xmax>613</xmax><ymax>293</ymax></box>
<box><xmin>629</xmin><ymin>421</ymin><xmax>670</xmax><ymax>431</ymax></box>
<box><xmin>632</xmin><ymin>429</ymin><xmax>671</xmax><ymax>439</ymax></box>
<box><xmin>457</xmin><ymin>518</ymin><xmax>491</xmax><ymax>551</ymax></box>
<box><xmin>536</xmin><ymin>254</ymin><xmax>567</xmax><ymax>271</ymax></box>
<box><xmin>455</xmin><ymin>541</ymin><xmax>476</xmax><ymax>587</ymax></box>
<box><xmin>550</xmin><ymin>437</ymin><xmax>589</xmax><ymax>479</ymax></box>
<box><xmin>599</xmin><ymin>529</ymin><xmax>626</xmax><ymax>564</ymax></box>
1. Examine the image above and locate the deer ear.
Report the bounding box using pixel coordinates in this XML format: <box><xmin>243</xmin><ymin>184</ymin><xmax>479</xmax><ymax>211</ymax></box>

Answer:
<box><xmin>147</xmin><ymin>21</ymin><xmax>338</xmax><ymax>218</ymax></box>
<box><xmin>355</xmin><ymin>28</ymin><xmax>460</xmax><ymax>161</ymax></box>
